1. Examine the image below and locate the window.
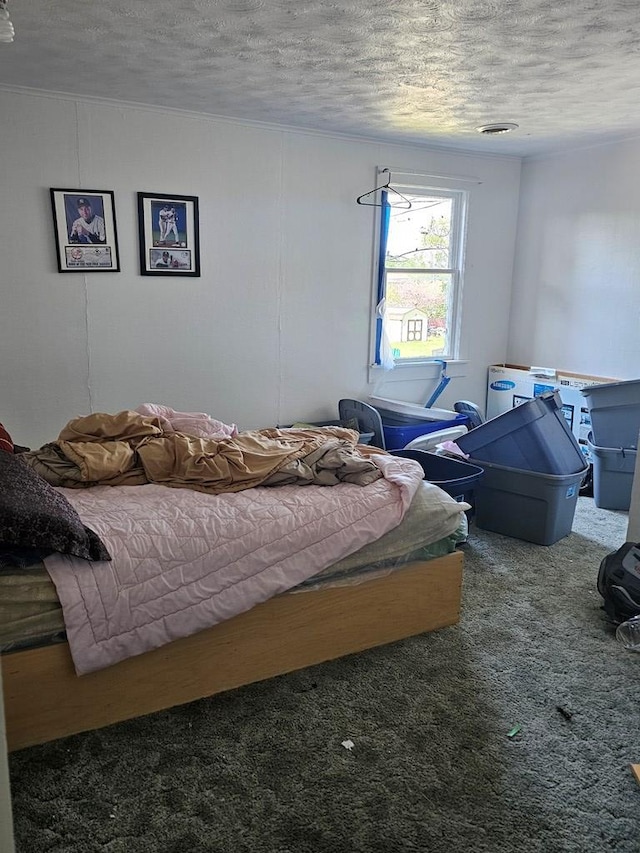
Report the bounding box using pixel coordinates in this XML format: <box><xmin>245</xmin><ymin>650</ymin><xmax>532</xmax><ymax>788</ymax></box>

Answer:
<box><xmin>373</xmin><ymin>183</ymin><xmax>468</xmax><ymax>366</ymax></box>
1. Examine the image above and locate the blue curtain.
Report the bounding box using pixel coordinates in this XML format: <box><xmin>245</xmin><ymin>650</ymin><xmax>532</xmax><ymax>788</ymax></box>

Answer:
<box><xmin>374</xmin><ymin>191</ymin><xmax>391</xmax><ymax>365</ymax></box>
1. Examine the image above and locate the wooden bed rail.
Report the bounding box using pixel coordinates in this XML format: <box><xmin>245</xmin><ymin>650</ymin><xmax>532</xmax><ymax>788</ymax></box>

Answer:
<box><xmin>2</xmin><ymin>552</ymin><xmax>463</xmax><ymax>751</ymax></box>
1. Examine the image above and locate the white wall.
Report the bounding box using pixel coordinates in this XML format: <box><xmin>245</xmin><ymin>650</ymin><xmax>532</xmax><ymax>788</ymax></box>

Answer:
<box><xmin>0</xmin><ymin>89</ymin><xmax>521</xmax><ymax>448</ymax></box>
<box><xmin>508</xmin><ymin>136</ymin><xmax>640</xmax><ymax>379</ymax></box>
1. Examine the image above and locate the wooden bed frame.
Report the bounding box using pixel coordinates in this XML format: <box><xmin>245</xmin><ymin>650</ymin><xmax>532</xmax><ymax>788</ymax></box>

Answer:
<box><xmin>2</xmin><ymin>551</ymin><xmax>463</xmax><ymax>752</ymax></box>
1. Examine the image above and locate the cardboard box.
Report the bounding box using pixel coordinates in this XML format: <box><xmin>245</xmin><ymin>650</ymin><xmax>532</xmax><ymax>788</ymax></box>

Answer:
<box><xmin>487</xmin><ymin>364</ymin><xmax>618</xmax><ymax>461</ymax></box>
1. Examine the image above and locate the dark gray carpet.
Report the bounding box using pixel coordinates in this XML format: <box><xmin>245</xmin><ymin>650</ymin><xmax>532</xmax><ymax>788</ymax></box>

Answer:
<box><xmin>9</xmin><ymin>497</ymin><xmax>640</xmax><ymax>853</ymax></box>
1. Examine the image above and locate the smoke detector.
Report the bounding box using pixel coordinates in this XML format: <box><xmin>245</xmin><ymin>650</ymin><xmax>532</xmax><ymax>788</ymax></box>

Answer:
<box><xmin>476</xmin><ymin>122</ymin><xmax>519</xmax><ymax>135</ymax></box>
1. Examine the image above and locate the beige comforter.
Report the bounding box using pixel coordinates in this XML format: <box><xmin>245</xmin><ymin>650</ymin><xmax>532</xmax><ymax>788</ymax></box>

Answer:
<box><xmin>23</xmin><ymin>411</ymin><xmax>383</xmax><ymax>493</ymax></box>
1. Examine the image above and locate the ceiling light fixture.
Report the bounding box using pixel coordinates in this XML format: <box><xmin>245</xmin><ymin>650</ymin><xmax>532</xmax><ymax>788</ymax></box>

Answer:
<box><xmin>0</xmin><ymin>0</ymin><xmax>14</xmax><ymax>43</ymax></box>
<box><xmin>476</xmin><ymin>122</ymin><xmax>519</xmax><ymax>135</ymax></box>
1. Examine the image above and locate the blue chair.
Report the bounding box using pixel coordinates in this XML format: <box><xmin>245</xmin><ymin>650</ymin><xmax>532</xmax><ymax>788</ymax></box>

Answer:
<box><xmin>453</xmin><ymin>400</ymin><xmax>485</xmax><ymax>430</ymax></box>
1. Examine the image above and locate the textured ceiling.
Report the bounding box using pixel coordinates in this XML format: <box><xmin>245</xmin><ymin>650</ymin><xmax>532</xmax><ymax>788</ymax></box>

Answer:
<box><xmin>2</xmin><ymin>0</ymin><xmax>640</xmax><ymax>157</ymax></box>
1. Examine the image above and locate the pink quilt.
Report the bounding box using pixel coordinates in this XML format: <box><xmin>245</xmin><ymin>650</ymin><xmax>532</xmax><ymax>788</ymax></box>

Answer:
<box><xmin>44</xmin><ymin>453</ymin><xmax>424</xmax><ymax>675</ymax></box>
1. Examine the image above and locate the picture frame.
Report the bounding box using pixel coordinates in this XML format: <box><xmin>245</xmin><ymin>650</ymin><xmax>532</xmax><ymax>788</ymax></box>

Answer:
<box><xmin>137</xmin><ymin>192</ymin><xmax>200</xmax><ymax>277</ymax></box>
<box><xmin>50</xmin><ymin>188</ymin><xmax>120</xmax><ymax>273</ymax></box>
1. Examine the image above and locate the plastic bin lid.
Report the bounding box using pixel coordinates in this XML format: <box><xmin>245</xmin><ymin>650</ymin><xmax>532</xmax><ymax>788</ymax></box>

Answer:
<box><xmin>465</xmin><ymin>455</ymin><xmax>589</xmax><ymax>481</ymax></box>
<box><xmin>581</xmin><ymin>378</ymin><xmax>640</xmax><ymax>395</ymax></box>
<box><xmin>368</xmin><ymin>396</ymin><xmax>457</xmax><ymax>422</ymax></box>
<box><xmin>586</xmin><ymin>432</ymin><xmax>638</xmax><ymax>455</ymax></box>
<box><xmin>404</xmin><ymin>425</ymin><xmax>469</xmax><ymax>450</ymax></box>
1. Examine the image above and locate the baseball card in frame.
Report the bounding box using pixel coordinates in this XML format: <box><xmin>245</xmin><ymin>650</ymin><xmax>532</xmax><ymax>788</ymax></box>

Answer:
<box><xmin>50</xmin><ymin>188</ymin><xmax>120</xmax><ymax>272</ymax></box>
<box><xmin>137</xmin><ymin>192</ymin><xmax>200</xmax><ymax>277</ymax></box>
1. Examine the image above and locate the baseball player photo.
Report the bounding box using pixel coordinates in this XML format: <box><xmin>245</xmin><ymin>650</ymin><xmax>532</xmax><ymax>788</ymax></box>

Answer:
<box><xmin>152</xmin><ymin>200</ymin><xmax>186</xmax><ymax>247</ymax></box>
<box><xmin>67</xmin><ymin>196</ymin><xmax>106</xmax><ymax>244</ymax></box>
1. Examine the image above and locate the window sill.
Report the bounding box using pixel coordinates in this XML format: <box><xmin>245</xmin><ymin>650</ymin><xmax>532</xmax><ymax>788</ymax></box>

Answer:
<box><xmin>368</xmin><ymin>359</ymin><xmax>468</xmax><ymax>385</ymax></box>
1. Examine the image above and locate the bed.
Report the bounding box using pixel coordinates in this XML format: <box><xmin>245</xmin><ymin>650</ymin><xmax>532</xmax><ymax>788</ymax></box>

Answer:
<box><xmin>0</xmin><ymin>410</ymin><xmax>468</xmax><ymax>752</ymax></box>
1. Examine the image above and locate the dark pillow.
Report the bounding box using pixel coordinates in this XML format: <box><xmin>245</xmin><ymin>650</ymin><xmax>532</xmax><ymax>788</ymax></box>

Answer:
<box><xmin>0</xmin><ymin>452</ymin><xmax>111</xmax><ymax>562</ymax></box>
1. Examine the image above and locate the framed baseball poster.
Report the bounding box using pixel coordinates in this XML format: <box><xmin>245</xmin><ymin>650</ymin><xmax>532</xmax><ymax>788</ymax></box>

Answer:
<box><xmin>137</xmin><ymin>192</ymin><xmax>200</xmax><ymax>277</ymax></box>
<box><xmin>50</xmin><ymin>188</ymin><xmax>120</xmax><ymax>272</ymax></box>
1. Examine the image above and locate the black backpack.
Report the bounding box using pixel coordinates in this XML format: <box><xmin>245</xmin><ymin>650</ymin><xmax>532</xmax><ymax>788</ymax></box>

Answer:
<box><xmin>597</xmin><ymin>542</ymin><xmax>640</xmax><ymax>625</ymax></box>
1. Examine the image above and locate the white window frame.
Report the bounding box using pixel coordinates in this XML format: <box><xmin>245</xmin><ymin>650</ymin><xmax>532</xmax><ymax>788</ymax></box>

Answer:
<box><xmin>368</xmin><ymin>168</ymin><xmax>476</xmax><ymax>384</ymax></box>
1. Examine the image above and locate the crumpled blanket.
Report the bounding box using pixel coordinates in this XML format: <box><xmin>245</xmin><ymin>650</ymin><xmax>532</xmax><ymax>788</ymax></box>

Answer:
<box><xmin>134</xmin><ymin>403</ymin><xmax>238</xmax><ymax>440</ymax></box>
<box><xmin>22</xmin><ymin>411</ymin><xmax>383</xmax><ymax>493</ymax></box>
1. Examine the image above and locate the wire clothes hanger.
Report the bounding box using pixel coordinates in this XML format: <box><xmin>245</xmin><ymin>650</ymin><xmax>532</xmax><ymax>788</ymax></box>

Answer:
<box><xmin>356</xmin><ymin>168</ymin><xmax>412</xmax><ymax>209</ymax></box>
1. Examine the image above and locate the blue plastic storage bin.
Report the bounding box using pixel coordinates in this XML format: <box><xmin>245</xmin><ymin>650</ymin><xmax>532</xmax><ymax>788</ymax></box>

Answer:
<box><xmin>455</xmin><ymin>390</ymin><xmax>585</xmax><ymax>475</ymax></box>
<box><xmin>587</xmin><ymin>433</ymin><xmax>636</xmax><ymax>510</ymax></box>
<box><xmin>390</xmin><ymin>449</ymin><xmax>484</xmax><ymax>500</ymax></box>
<box><xmin>581</xmin><ymin>379</ymin><xmax>640</xmax><ymax>449</ymax></box>
<box><xmin>469</xmin><ymin>457</ymin><xmax>588</xmax><ymax>545</ymax></box>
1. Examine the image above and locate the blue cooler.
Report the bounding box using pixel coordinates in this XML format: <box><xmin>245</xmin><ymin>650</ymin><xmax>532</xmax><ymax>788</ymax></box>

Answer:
<box><xmin>377</xmin><ymin>408</ymin><xmax>469</xmax><ymax>450</ymax></box>
<box><xmin>338</xmin><ymin>398</ymin><xmax>468</xmax><ymax>451</ymax></box>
